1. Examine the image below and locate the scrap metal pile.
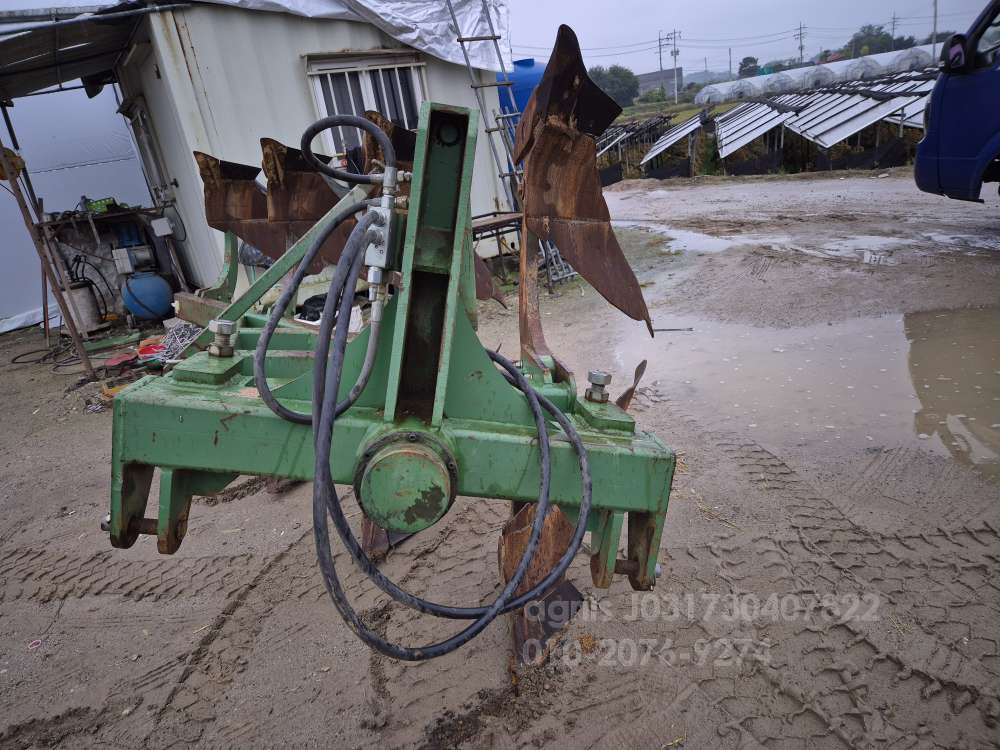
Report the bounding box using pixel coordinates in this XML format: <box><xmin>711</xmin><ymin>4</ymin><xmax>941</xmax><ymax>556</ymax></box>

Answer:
<box><xmin>106</xmin><ymin>26</ymin><xmax>674</xmax><ymax>661</ymax></box>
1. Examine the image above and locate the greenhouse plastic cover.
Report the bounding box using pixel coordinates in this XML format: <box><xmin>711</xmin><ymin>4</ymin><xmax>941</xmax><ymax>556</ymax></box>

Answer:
<box><xmin>200</xmin><ymin>0</ymin><xmax>511</xmax><ymax>70</ymax></box>
<box><xmin>695</xmin><ymin>43</ymin><xmax>936</xmax><ymax>104</ymax></box>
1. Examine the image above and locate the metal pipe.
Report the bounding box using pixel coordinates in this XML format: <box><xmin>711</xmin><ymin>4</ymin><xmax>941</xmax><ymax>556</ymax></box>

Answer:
<box><xmin>344</xmin><ymin>292</ymin><xmax>385</xmax><ymax>407</ymax></box>
<box><xmin>0</xmin><ymin>6</ymin><xmax>106</xmax><ymax>24</ymax></box>
<box><xmin>0</xmin><ymin>4</ymin><xmax>190</xmax><ymax>36</ymax></box>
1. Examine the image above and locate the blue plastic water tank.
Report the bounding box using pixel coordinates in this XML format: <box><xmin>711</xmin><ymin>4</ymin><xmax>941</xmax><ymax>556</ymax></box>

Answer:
<box><xmin>499</xmin><ymin>58</ymin><xmax>545</xmax><ymax>119</ymax></box>
<box><xmin>121</xmin><ymin>272</ymin><xmax>173</xmax><ymax>320</ymax></box>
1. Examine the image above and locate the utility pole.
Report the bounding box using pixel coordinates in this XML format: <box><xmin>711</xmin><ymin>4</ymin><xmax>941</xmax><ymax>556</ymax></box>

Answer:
<box><xmin>890</xmin><ymin>11</ymin><xmax>898</xmax><ymax>50</ymax></box>
<box><xmin>795</xmin><ymin>22</ymin><xmax>806</xmax><ymax>63</ymax></box>
<box><xmin>657</xmin><ymin>30</ymin><xmax>665</xmax><ymax>96</ymax></box>
<box><xmin>670</xmin><ymin>29</ymin><xmax>680</xmax><ymax>103</ymax></box>
<box><xmin>932</xmin><ymin>0</ymin><xmax>939</xmax><ymax>59</ymax></box>
<box><xmin>704</xmin><ymin>56</ymin><xmax>708</xmax><ymax>74</ymax></box>
<box><xmin>729</xmin><ymin>47</ymin><xmax>732</xmax><ymax>77</ymax></box>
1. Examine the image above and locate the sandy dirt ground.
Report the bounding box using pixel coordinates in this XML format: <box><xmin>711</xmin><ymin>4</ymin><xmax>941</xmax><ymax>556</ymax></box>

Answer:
<box><xmin>2</xmin><ymin>170</ymin><xmax>999</xmax><ymax>749</ymax></box>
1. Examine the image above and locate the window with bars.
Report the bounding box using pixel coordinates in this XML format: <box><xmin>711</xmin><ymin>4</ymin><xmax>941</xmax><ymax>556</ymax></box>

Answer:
<box><xmin>308</xmin><ymin>55</ymin><xmax>428</xmax><ymax>155</ymax></box>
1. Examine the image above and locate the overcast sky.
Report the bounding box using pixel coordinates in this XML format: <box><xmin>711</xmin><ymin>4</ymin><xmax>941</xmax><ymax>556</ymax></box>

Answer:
<box><xmin>506</xmin><ymin>0</ymin><xmax>988</xmax><ymax>73</ymax></box>
<box><xmin>0</xmin><ymin>0</ymin><xmax>987</xmax><ymax>74</ymax></box>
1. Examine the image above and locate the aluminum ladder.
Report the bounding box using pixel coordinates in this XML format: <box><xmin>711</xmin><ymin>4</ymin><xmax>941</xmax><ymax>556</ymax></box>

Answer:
<box><xmin>445</xmin><ymin>0</ymin><xmax>522</xmax><ymax>212</ymax></box>
<box><xmin>446</xmin><ymin>1</ymin><xmax>577</xmax><ymax>288</ymax></box>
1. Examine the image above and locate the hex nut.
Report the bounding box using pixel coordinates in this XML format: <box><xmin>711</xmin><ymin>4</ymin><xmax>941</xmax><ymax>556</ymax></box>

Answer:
<box><xmin>207</xmin><ymin>342</ymin><xmax>234</xmax><ymax>358</ymax></box>
<box><xmin>585</xmin><ymin>385</ymin><xmax>610</xmax><ymax>404</ymax></box>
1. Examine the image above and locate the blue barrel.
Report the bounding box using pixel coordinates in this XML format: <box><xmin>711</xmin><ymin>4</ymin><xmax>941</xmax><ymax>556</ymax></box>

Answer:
<box><xmin>499</xmin><ymin>58</ymin><xmax>545</xmax><ymax>118</ymax></box>
<box><xmin>121</xmin><ymin>272</ymin><xmax>173</xmax><ymax>320</ymax></box>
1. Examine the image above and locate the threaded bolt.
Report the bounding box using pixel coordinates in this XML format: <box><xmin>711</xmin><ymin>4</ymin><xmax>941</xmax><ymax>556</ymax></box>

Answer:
<box><xmin>585</xmin><ymin>370</ymin><xmax>612</xmax><ymax>404</ymax></box>
<box><xmin>207</xmin><ymin>319</ymin><xmax>235</xmax><ymax>357</ymax></box>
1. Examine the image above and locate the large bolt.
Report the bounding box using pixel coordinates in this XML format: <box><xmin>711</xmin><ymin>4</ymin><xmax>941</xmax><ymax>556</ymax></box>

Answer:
<box><xmin>209</xmin><ymin>319</ymin><xmax>234</xmax><ymax>336</ymax></box>
<box><xmin>585</xmin><ymin>369</ymin><xmax>612</xmax><ymax>404</ymax></box>
<box><xmin>207</xmin><ymin>319</ymin><xmax>234</xmax><ymax>358</ymax></box>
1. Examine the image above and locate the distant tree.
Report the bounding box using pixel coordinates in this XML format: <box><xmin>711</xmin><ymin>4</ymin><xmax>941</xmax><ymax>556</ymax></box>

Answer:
<box><xmin>738</xmin><ymin>56</ymin><xmax>759</xmax><ymax>77</ymax></box>
<box><xmin>921</xmin><ymin>30</ymin><xmax>956</xmax><ymax>45</ymax></box>
<box><xmin>840</xmin><ymin>24</ymin><xmax>916</xmax><ymax>58</ymax></box>
<box><xmin>588</xmin><ymin>65</ymin><xmax>640</xmax><ymax>107</ymax></box>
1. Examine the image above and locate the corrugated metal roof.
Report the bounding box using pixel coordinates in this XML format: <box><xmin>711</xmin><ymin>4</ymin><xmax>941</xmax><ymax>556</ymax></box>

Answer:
<box><xmin>884</xmin><ymin>94</ymin><xmax>929</xmax><ymax>129</ymax></box>
<box><xmin>716</xmin><ymin>95</ymin><xmax>806</xmax><ymax>158</ymax></box>
<box><xmin>597</xmin><ymin>114</ymin><xmax>671</xmax><ymax>157</ymax></box>
<box><xmin>784</xmin><ymin>74</ymin><xmax>935</xmax><ymax>149</ymax></box>
<box><xmin>0</xmin><ymin>8</ymin><xmax>139</xmax><ymax>98</ymax></box>
<box><xmin>706</xmin><ymin>70</ymin><xmax>933</xmax><ymax>160</ymax></box>
<box><xmin>639</xmin><ymin>112</ymin><xmax>704</xmax><ymax>165</ymax></box>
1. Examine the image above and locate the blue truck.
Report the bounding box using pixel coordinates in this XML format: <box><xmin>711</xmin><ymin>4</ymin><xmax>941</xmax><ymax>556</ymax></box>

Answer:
<box><xmin>915</xmin><ymin>0</ymin><xmax>1000</xmax><ymax>201</ymax></box>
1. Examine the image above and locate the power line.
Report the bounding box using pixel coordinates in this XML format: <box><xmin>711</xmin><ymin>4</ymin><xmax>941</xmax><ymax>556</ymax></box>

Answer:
<box><xmin>511</xmin><ymin>44</ymin><xmax>661</xmax><ymax>59</ymax></box>
<box><xmin>682</xmin><ymin>29</ymin><xmax>799</xmax><ymax>42</ymax></box>
<box><xmin>510</xmin><ymin>38</ymin><xmax>658</xmax><ymax>51</ymax></box>
<box><xmin>512</xmin><ymin>6</ymin><xmax>977</xmax><ymax>72</ymax></box>
<box><xmin>511</xmin><ymin>27</ymin><xmax>804</xmax><ymax>51</ymax></box>
<box><xmin>510</xmin><ymin>5</ymin><xmax>977</xmax><ymax>54</ymax></box>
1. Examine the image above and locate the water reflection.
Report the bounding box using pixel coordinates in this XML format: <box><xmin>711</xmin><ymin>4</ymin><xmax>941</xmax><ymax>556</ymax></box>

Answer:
<box><xmin>905</xmin><ymin>308</ymin><xmax>1000</xmax><ymax>482</ymax></box>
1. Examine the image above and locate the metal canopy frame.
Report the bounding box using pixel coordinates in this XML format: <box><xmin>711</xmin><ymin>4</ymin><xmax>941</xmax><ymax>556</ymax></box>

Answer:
<box><xmin>597</xmin><ymin>113</ymin><xmax>671</xmax><ymax>158</ymax></box>
<box><xmin>709</xmin><ymin>68</ymin><xmax>935</xmax><ymax>161</ymax></box>
<box><xmin>715</xmin><ymin>94</ymin><xmax>807</xmax><ymax>159</ymax></box>
<box><xmin>783</xmin><ymin>73</ymin><xmax>935</xmax><ymax>149</ymax></box>
<box><xmin>639</xmin><ymin>112</ymin><xmax>705</xmax><ymax>165</ymax></box>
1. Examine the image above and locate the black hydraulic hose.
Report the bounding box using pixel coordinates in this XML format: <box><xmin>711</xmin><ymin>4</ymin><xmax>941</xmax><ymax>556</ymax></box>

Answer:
<box><xmin>262</xmin><ymin>113</ymin><xmax>594</xmax><ymax>659</ymax></box>
<box><xmin>79</xmin><ymin>257</ymin><xmax>116</xmax><ymax>303</ymax></box>
<box><xmin>318</xmin><ymin>349</ymin><xmax>593</xmax><ymax>622</ymax></box>
<box><xmin>311</xmin><ymin>240</ymin><xmax>558</xmax><ymax>659</ymax></box>
<box><xmin>253</xmin><ymin>206</ymin><xmax>382</xmax><ymax>424</ymax></box>
<box><xmin>300</xmin><ymin>115</ymin><xmax>396</xmax><ymax>185</ymax></box>
<box><xmin>89</xmin><ymin>280</ymin><xmax>108</xmax><ymax>320</ymax></box>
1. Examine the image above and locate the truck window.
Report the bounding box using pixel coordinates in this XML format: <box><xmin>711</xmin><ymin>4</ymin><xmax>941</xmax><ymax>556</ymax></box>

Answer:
<box><xmin>975</xmin><ymin>13</ymin><xmax>1000</xmax><ymax>66</ymax></box>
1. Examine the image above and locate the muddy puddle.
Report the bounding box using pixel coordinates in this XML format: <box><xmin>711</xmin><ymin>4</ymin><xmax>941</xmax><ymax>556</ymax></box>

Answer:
<box><xmin>615</xmin><ymin>306</ymin><xmax>1000</xmax><ymax>481</ymax></box>
<box><xmin>611</xmin><ymin>220</ymin><xmax>751</xmax><ymax>253</ymax></box>
<box><xmin>612</xmin><ymin>219</ymin><xmax>1000</xmax><ymax>266</ymax></box>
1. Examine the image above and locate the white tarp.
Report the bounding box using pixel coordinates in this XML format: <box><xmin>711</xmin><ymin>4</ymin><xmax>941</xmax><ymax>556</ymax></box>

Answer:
<box><xmin>199</xmin><ymin>0</ymin><xmax>511</xmax><ymax>70</ymax></box>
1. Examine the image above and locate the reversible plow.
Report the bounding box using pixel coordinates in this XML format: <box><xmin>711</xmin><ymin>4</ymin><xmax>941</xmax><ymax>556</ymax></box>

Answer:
<box><xmin>107</xmin><ymin>26</ymin><xmax>675</xmax><ymax>660</ymax></box>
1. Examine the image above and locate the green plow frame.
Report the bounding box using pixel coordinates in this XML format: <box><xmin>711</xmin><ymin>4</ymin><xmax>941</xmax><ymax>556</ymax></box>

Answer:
<box><xmin>109</xmin><ymin>102</ymin><xmax>674</xmax><ymax>591</ymax></box>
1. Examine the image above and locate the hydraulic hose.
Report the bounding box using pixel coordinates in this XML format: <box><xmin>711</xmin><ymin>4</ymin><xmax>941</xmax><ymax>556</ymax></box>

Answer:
<box><xmin>256</xmin><ymin>111</ymin><xmax>403</xmax><ymax>423</ymax></box>
<box><xmin>311</xmin><ymin>226</ymin><xmax>560</xmax><ymax>659</ymax></box>
<box><xmin>253</xmin><ymin>206</ymin><xmax>383</xmax><ymax>424</ymax></box>
<box><xmin>316</xmin><ymin>349</ymin><xmax>593</xmax><ymax>622</ymax></box>
<box><xmin>258</xmin><ymin>114</ymin><xmax>593</xmax><ymax>660</ymax></box>
<box><xmin>300</xmin><ymin>114</ymin><xmax>397</xmax><ymax>187</ymax></box>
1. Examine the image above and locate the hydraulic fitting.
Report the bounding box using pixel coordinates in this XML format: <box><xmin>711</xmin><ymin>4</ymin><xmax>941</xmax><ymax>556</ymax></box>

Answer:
<box><xmin>363</xmin><ymin>205</ymin><xmax>391</xmax><ymax>269</ymax></box>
